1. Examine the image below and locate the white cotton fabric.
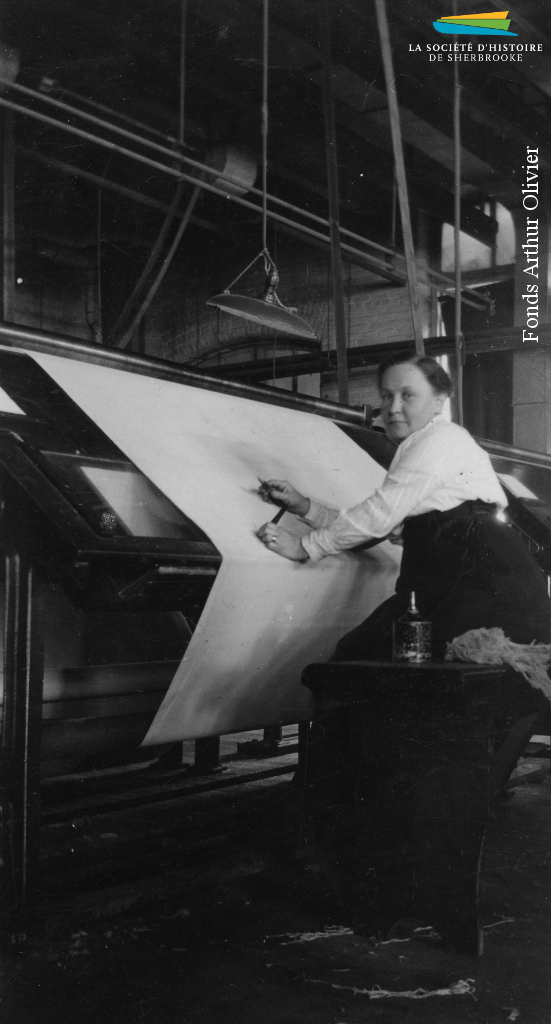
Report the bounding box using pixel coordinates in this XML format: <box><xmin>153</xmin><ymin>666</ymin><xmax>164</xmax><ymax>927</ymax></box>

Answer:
<box><xmin>301</xmin><ymin>415</ymin><xmax>507</xmax><ymax>561</ymax></box>
<box><xmin>29</xmin><ymin>353</ymin><xmax>401</xmax><ymax>742</ymax></box>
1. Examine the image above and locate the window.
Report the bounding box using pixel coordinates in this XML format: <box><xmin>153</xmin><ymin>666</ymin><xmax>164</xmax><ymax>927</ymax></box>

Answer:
<box><xmin>441</xmin><ymin>202</ymin><xmax>515</xmax><ymax>272</ymax></box>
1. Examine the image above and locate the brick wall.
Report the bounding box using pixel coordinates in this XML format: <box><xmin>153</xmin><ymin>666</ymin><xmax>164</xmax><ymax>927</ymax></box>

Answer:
<box><xmin>13</xmin><ymin>267</ymin><xmax>90</xmax><ymax>341</ymax></box>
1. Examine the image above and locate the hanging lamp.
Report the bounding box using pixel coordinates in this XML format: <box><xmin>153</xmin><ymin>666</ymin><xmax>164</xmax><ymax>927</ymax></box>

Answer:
<box><xmin>207</xmin><ymin>0</ymin><xmax>316</xmax><ymax>341</ymax></box>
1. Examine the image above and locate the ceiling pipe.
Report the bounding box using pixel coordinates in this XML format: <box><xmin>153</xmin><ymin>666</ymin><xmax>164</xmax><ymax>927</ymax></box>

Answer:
<box><xmin>0</xmin><ymin>84</ymin><xmax>400</xmax><ymax>274</ymax></box>
<box><xmin>2</xmin><ymin>77</ymin><xmax>190</xmax><ymax>165</ymax></box>
<box><xmin>20</xmin><ymin>148</ymin><xmax>218</xmax><ymax>233</ymax></box>
<box><xmin>39</xmin><ymin>81</ymin><xmax>187</xmax><ymax>146</ymax></box>
<box><xmin>24</xmin><ymin>143</ymin><xmax>490</xmax><ymax>311</ymax></box>
<box><xmin>11</xmin><ymin>91</ymin><xmax>491</xmax><ymax>304</ymax></box>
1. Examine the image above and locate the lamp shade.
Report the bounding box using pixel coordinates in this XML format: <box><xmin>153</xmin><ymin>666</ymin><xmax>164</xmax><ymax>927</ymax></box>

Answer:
<box><xmin>207</xmin><ymin>293</ymin><xmax>316</xmax><ymax>339</ymax></box>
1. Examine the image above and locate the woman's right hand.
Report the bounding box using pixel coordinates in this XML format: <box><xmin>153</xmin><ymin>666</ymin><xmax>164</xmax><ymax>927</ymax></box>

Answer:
<box><xmin>258</xmin><ymin>479</ymin><xmax>310</xmax><ymax>517</ymax></box>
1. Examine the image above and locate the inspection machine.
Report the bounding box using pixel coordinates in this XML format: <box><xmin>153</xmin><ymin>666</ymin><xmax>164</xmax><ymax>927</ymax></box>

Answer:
<box><xmin>1</xmin><ymin>323</ymin><xmax>551</xmax><ymax>943</ymax></box>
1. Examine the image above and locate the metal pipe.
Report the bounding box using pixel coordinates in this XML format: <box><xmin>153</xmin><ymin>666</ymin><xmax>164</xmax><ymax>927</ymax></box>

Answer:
<box><xmin>110</xmin><ymin>180</ymin><xmax>187</xmax><ymax>342</ymax></box>
<box><xmin>0</xmin><ymin>82</ymin><xmax>408</xmax><ymax>261</ymax></box>
<box><xmin>320</xmin><ymin>0</ymin><xmax>349</xmax><ymax>405</ymax></box>
<box><xmin>0</xmin><ymin>79</ymin><xmax>498</xmax><ymax>308</ymax></box>
<box><xmin>2</xmin><ymin>109</ymin><xmax>15</xmax><ymax>321</ymax></box>
<box><xmin>21</xmin><ymin>148</ymin><xmax>487</xmax><ymax>314</ymax></box>
<box><xmin>478</xmin><ymin>437</ymin><xmax>551</xmax><ymax>470</ymax></box>
<box><xmin>118</xmin><ymin>183</ymin><xmax>202</xmax><ymax>349</ymax></box>
<box><xmin>0</xmin><ymin>77</ymin><xmax>507</xmax><ymax>307</ymax></box>
<box><xmin>204</xmin><ymin>323</ymin><xmax>551</xmax><ymax>382</ymax></box>
<box><xmin>11</xmin><ymin>90</ymin><xmax>486</xmax><ymax>303</ymax></box>
<box><xmin>4</xmin><ymin>76</ymin><xmax>390</xmax><ymax>244</ymax></box>
<box><xmin>2</xmin><ymin>77</ymin><xmax>188</xmax><ymax>165</ymax></box>
<box><xmin>20</xmin><ymin>147</ymin><xmax>217</xmax><ymax>231</ymax></box>
<box><xmin>34</xmin><ymin>140</ymin><xmax>482</xmax><ymax>311</ymax></box>
<box><xmin>49</xmin><ymin>85</ymin><xmax>185</xmax><ymax>145</ymax></box>
<box><xmin>0</xmin><ymin>320</ymin><xmax>370</xmax><ymax>426</ymax></box>
<box><xmin>373</xmin><ymin>0</ymin><xmax>425</xmax><ymax>354</ymax></box>
<box><xmin>0</xmin><ymin>94</ymin><xmax>403</xmax><ymax>281</ymax></box>
<box><xmin>453</xmin><ymin>20</ymin><xmax>464</xmax><ymax>425</ymax></box>
<box><xmin>13</xmin><ymin>93</ymin><xmax>490</xmax><ymax>307</ymax></box>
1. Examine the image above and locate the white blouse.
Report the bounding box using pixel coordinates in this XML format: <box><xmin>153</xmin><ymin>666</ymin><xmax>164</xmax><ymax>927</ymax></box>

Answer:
<box><xmin>300</xmin><ymin>415</ymin><xmax>507</xmax><ymax>562</ymax></box>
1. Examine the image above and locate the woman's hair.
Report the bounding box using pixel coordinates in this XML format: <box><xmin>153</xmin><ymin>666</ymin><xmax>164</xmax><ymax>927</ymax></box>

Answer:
<box><xmin>377</xmin><ymin>353</ymin><xmax>453</xmax><ymax>397</ymax></box>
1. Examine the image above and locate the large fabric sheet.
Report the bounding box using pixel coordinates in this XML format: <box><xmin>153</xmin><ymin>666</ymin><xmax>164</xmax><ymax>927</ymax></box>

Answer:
<box><xmin>31</xmin><ymin>354</ymin><xmax>401</xmax><ymax>742</ymax></box>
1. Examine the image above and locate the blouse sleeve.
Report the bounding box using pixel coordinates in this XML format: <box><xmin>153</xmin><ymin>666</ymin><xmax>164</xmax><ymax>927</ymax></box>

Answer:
<box><xmin>298</xmin><ymin>500</ymin><xmax>339</xmax><ymax>530</ymax></box>
<box><xmin>301</xmin><ymin>429</ymin><xmax>451</xmax><ymax>562</ymax></box>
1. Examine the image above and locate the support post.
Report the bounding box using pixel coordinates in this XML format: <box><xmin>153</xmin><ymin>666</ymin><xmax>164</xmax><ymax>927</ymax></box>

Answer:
<box><xmin>320</xmin><ymin>1</ymin><xmax>349</xmax><ymax>405</ymax></box>
<box><xmin>373</xmin><ymin>0</ymin><xmax>424</xmax><ymax>354</ymax></box>
<box><xmin>1</xmin><ymin>108</ymin><xmax>15</xmax><ymax>322</ymax></box>
<box><xmin>512</xmin><ymin>203</ymin><xmax>551</xmax><ymax>453</ymax></box>
<box><xmin>0</xmin><ymin>554</ymin><xmax>45</xmax><ymax>944</ymax></box>
<box><xmin>191</xmin><ymin>735</ymin><xmax>223</xmax><ymax>775</ymax></box>
<box><xmin>453</xmin><ymin>21</ymin><xmax>464</xmax><ymax>425</ymax></box>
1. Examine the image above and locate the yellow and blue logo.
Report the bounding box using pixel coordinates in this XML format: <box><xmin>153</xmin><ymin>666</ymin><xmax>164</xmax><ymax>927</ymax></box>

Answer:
<box><xmin>433</xmin><ymin>10</ymin><xmax>517</xmax><ymax>36</ymax></box>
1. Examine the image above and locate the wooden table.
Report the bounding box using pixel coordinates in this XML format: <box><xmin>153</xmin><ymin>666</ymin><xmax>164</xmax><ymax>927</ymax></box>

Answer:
<box><xmin>301</xmin><ymin>660</ymin><xmax>549</xmax><ymax>955</ymax></box>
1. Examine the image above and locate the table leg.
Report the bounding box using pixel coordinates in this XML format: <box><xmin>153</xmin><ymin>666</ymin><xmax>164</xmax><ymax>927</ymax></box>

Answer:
<box><xmin>410</xmin><ymin>718</ymin><xmax>490</xmax><ymax>955</ymax></box>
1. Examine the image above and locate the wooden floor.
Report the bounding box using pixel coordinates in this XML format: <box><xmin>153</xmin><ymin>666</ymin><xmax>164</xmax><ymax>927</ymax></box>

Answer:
<box><xmin>2</xmin><ymin>743</ymin><xmax>551</xmax><ymax>1024</ymax></box>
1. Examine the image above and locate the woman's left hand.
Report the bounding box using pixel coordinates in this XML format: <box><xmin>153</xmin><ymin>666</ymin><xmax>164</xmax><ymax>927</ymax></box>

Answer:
<box><xmin>257</xmin><ymin>523</ymin><xmax>308</xmax><ymax>561</ymax></box>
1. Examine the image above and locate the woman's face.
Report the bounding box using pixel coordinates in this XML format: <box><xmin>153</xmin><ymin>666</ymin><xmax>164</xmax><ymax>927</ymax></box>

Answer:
<box><xmin>380</xmin><ymin>363</ymin><xmax>446</xmax><ymax>442</ymax></box>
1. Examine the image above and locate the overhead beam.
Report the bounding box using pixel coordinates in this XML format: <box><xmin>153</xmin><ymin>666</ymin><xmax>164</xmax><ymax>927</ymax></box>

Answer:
<box><xmin>374</xmin><ymin>0</ymin><xmax>424</xmax><ymax>354</ymax></box>
<box><xmin>195</xmin><ymin>0</ymin><xmax>530</xmax><ymax>202</ymax></box>
<box><xmin>320</xmin><ymin>0</ymin><xmax>349</xmax><ymax>403</ymax></box>
<box><xmin>207</xmin><ymin>324</ymin><xmax>551</xmax><ymax>382</ymax></box>
<box><xmin>352</xmin><ymin>0</ymin><xmax>551</xmax><ymax>158</ymax></box>
<box><xmin>195</xmin><ymin>62</ymin><xmax>498</xmax><ymax>246</ymax></box>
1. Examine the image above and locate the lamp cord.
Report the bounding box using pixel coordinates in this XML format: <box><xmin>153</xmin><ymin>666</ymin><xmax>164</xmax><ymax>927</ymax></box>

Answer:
<box><xmin>221</xmin><ymin>0</ymin><xmax>273</xmax><ymax>296</ymax></box>
<box><xmin>219</xmin><ymin>0</ymin><xmax>295</xmax><ymax>317</ymax></box>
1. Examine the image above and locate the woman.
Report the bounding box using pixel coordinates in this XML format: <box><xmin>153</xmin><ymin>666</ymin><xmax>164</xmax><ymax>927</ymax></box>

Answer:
<box><xmin>257</xmin><ymin>354</ymin><xmax>551</xmax><ymax>659</ymax></box>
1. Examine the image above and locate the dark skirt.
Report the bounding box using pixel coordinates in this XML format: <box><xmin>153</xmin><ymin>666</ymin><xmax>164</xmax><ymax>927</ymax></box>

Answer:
<box><xmin>331</xmin><ymin>500</ymin><xmax>551</xmax><ymax>661</ymax></box>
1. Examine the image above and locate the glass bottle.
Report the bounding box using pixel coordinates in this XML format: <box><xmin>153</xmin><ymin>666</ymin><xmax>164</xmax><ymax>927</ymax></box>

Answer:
<box><xmin>392</xmin><ymin>591</ymin><xmax>432</xmax><ymax>662</ymax></box>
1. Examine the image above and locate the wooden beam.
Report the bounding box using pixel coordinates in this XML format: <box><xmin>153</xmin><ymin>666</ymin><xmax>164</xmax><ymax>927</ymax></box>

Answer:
<box><xmin>374</xmin><ymin>0</ymin><xmax>424</xmax><ymax>355</ymax></box>
<box><xmin>320</xmin><ymin>0</ymin><xmax>349</xmax><ymax>404</ymax></box>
